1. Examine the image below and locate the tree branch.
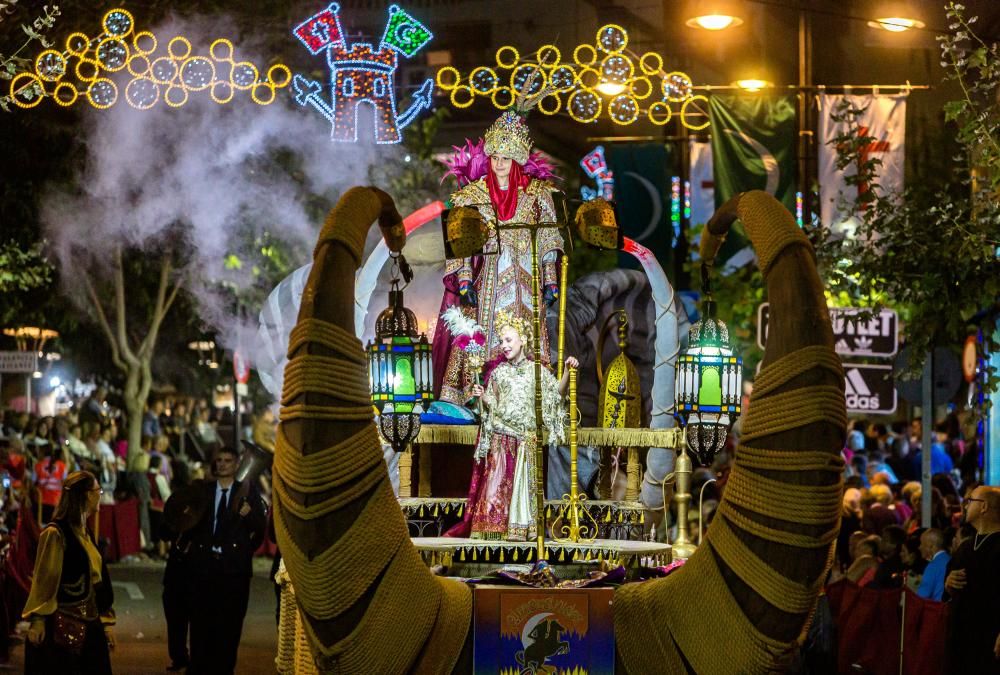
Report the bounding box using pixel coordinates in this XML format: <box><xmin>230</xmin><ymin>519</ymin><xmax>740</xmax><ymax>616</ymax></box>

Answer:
<box><xmin>113</xmin><ymin>247</ymin><xmax>138</xmax><ymax>367</ymax></box>
<box><xmin>82</xmin><ymin>272</ymin><xmax>127</xmax><ymax>373</ymax></box>
<box><xmin>139</xmin><ymin>256</ymin><xmax>174</xmax><ymax>358</ymax></box>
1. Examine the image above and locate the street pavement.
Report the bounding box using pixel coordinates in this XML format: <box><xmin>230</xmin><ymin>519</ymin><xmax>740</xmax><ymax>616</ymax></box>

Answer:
<box><xmin>5</xmin><ymin>557</ymin><xmax>279</xmax><ymax>674</ymax></box>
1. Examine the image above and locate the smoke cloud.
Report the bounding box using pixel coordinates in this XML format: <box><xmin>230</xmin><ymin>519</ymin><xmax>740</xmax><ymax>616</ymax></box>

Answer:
<box><xmin>40</xmin><ymin>16</ymin><xmax>412</xmax><ymax>374</ymax></box>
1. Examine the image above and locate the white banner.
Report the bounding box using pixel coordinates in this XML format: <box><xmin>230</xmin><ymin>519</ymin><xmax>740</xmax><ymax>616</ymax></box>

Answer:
<box><xmin>689</xmin><ymin>139</ymin><xmax>715</xmax><ymax>227</ymax></box>
<box><xmin>818</xmin><ymin>94</ymin><xmax>907</xmax><ymax>236</ymax></box>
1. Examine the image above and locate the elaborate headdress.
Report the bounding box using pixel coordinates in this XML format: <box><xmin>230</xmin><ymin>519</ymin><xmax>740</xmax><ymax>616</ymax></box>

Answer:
<box><xmin>494</xmin><ymin>308</ymin><xmax>533</xmax><ymax>347</ymax></box>
<box><xmin>443</xmin><ymin>67</ymin><xmax>559</xmax><ymax>185</ymax></box>
<box><xmin>484</xmin><ymin>110</ymin><xmax>533</xmax><ymax>165</ymax></box>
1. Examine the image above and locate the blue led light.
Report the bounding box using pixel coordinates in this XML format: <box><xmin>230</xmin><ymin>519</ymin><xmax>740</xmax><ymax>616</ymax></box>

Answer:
<box><xmin>291</xmin><ymin>3</ymin><xmax>434</xmax><ymax>144</ymax></box>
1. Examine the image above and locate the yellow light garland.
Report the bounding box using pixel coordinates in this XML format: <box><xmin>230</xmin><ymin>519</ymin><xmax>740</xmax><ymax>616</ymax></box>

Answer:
<box><xmin>436</xmin><ymin>23</ymin><xmax>707</xmax><ymax>128</ymax></box>
<box><xmin>9</xmin><ymin>7</ymin><xmax>290</xmax><ymax>111</ymax></box>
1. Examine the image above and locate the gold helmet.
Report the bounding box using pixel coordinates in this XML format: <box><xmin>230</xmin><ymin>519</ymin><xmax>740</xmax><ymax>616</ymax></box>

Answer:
<box><xmin>483</xmin><ymin>110</ymin><xmax>533</xmax><ymax>165</ymax></box>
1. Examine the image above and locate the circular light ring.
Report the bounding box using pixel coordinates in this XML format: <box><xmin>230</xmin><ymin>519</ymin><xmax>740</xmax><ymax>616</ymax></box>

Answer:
<box><xmin>573</xmin><ymin>44</ymin><xmax>597</xmax><ymax>67</ymax></box>
<box><xmin>449</xmin><ymin>84</ymin><xmax>475</xmax><ymax>109</ymax></box>
<box><xmin>131</xmin><ymin>31</ymin><xmax>157</xmax><ymax>56</ymax></box>
<box><xmin>231</xmin><ymin>61</ymin><xmax>259</xmax><ymax>90</ymax></box>
<box><xmin>470</xmin><ymin>66</ymin><xmax>498</xmax><ymax>94</ymax></box>
<box><xmin>267</xmin><ymin>64</ymin><xmax>292</xmax><ymax>89</ymax></box>
<box><xmin>680</xmin><ymin>94</ymin><xmax>710</xmax><ymax>130</ymax></box>
<box><xmin>53</xmin><ymin>81</ymin><xmax>79</xmax><ymax>107</ymax></box>
<box><xmin>9</xmin><ymin>73</ymin><xmax>44</xmax><ymax>108</ymax></box>
<box><xmin>86</xmin><ymin>78</ymin><xmax>118</xmax><ymax>110</ymax></box>
<box><xmin>629</xmin><ymin>75</ymin><xmax>653</xmax><ymax>100</ymax></box>
<box><xmin>164</xmin><ymin>84</ymin><xmax>188</xmax><ymax>108</ymax></box>
<box><xmin>210</xmin><ymin>38</ymin><xmax>235</xmax><ymax>62</ymax></box>
<box><xmin>600</xmin><ymin>53</ymin><xmax>633</xmax><ymax>84</ymax></box>
<box><xmin>568</xmin><ymin>89</ymin><xmax>602</xmax><ymax>123</ymax></box>
<box><xmin>125</xmin><ymin>76</ymin><xmax>159</xmax><ymax>109</ymax></box>
<box><xmin>549</xmin><ymin>65</ymin><xmax>576</xmax><ymax>92</ymax></box>
<box><xmin>96</xmin><ymin>37</ymin><xmax>130</xmax><ymax>72</ymax></box>
<box><xmin>663</xmin><ymin>71</ymin><xmax>693</xmax><ymax>102</ymax></box>
<box><xmin>575</xmin><ymin>66</ymin><xmax>601</xmax><ymax>91</ymax></box>
<box><xmin>251</xmin><ymin>82</ymin><xmax>276</xmax><ymax>105</ymax></box>
<box><xmin>211</xmin><ymin>80</ymin><xmax>234</xmax><ymax>105</ymax></box>
<box><xmin>490</xmin><ymin>85</ymin><xmax>515</xmax><ymax>109</ymax></box>
<box><xmin>127</xmin><ymin>55</ymin><xmax>151</xmax><ymax>78</ymax></box>
<box><xmin>536</xmin><ymin>44</ymin><xmax>561</xmax><ymax>68</ymax></box>
<box><xmin>597</xmin><ymin>24</ymin><xmax>628</xmax><ymax>53</ymax></box>
<box><xmin>647</xmin><ymin>100</ymin><xmax>673</xmax><ymax>126</ymax></box>
<box><xmin>537</xmin><ymin>93</ymin><xmax>561</xmax><ymax>115</ymax></box>
<box><xmin>181</xmin><ymin>56</ymin><xmax>216</xmax><ymax>91</ymax></box>
<box><xmin>102</xmin><ymin>8</ymin><xmax>134</xmax><ymax>38</ymax></box>
<box><xmin>639</xmin><ymin>51</ymin><xmax>663</xmax><ymax>76</ymax></box>
<box><xmin>74</xmin><ymin>58</ymin><xmax>101</xmax><ymax>83</ymax></box>
<box><xmin>495</xmin><ymin>46</ymin><xmax>520</xmax><ymax>69</ymax></box>
<box><xmin>511</xmin><ymin>64</ymin><xmax>547</xmax><ymax>96</ymax></box>
<box><xmin>35</xmin><ymin>50</ymin><xmax>66</xmax><ymax>82</ymax></box>
<box><xmin>65</xmin><ymin>32</ymin><xmax>91</xmax><ymax>57</ymax></box>
<box><xmin>435</xmin><ymin>65</ymin><xmax>460</xmax><ymax>91</ymax></box>
<box><xmin>167</xmin><ymin>36</ymin><xmax>192</xmax><ymax>61</ymax></box>
<box><xmin>150</xmin><ymin>56</ymin><xmax>179</xmax><ymax>85</ymax></box>
<box><xmin>609</xmin><ymin>94</ymin><xmax>639</xmax><ymax>125</ymax></box>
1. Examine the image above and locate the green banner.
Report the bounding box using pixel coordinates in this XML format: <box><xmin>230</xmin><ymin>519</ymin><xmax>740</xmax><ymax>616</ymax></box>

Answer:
<box><xmin>709</xmin><ymin>95</ymin><xmax>796</xmax><ymax>269</ymax></box>
<box><xmin>606</xmin><ymin>143</ymin><xmax>677</xmax><ymax>271</ymax></box>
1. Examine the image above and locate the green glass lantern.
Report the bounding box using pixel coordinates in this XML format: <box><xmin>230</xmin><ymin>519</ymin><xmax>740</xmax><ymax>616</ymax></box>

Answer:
<box><xmin>366</xmin><ymin>273</ymin><xmax>432</xmax><ymax>452</ymax></box>
<box><xmin>674</xmin><ymin>297</ymin><xmax>743</xmax><ymax>466</ymax></box>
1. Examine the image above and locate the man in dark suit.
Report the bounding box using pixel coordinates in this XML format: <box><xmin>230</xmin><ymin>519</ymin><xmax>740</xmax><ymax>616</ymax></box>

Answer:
<box><xmin>184</xmin><ymin>446</ymin><xmax>267</xmax><ymax>675</ymax></box>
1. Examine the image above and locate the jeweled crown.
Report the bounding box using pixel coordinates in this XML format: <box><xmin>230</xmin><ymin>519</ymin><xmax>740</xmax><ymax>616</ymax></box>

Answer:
<box><xmin>484</xmin><ymin>111</ymin><xmax>532</xmax><ymax>165</ymax></box>
<box><xmin>494</xmin><ymin>308</ymin><xmax>533</xmax><ymax>347</ymax></box>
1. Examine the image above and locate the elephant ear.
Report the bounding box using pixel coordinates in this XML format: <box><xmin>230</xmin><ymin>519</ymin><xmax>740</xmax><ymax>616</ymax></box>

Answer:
<box><xmin>273</xmin><ymin>188</ymin><xmax>471</xmax><ymax>674</ymax></box>
<box><xmin>615</xmin><ymin>191</ymin><xmax>847</xmax><ymax>674</ymax></box>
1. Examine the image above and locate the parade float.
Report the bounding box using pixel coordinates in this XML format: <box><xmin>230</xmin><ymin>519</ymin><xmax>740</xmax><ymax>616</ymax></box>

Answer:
<box><xmin>252</xmin><ymin>11</ymin><xmax>844</xmax><ymax>675</ymax></box>
<box><xmin>9</xmin><ymin>6</ymin><xmax>847</xmax><ymax>672</ymax></box>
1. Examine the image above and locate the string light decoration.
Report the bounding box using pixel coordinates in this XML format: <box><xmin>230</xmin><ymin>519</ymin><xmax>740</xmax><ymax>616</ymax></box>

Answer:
<box><xmin>671</xmin><ymin>176</ymin><xmax>681</xmax><ymax>241</ymax></box>
<box><xmin>436</xmin><ymin>23</ymin><xmax>707</xmax><ymax>128</ymax></box>
<box><xmin>580</xmin><ymin>145</ymin><xmax>614</xmax><ymax>201</ymax></box>
<box><xmin>8</xmin><ymin>8</ymin><xmax>290</xmax><ymax>110</ymax></box>
<box><xmin>291</xmin><ymin>3</ymin><xmax>435</xmax><ymax>144</ymax></box>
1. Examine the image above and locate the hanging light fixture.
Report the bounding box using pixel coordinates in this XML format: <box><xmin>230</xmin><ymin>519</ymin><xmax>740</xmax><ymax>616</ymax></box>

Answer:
<box><xmin>674</xmin><ymin>263</ymin><xmax>743</xmax><ymax>466</ymax></box>
<box><xmin>366</xmin><ymin>253</ymin><xmax>433</xmax><ymax>452</ymax></box>
<box><xmin>684</xmin><ymin>0</ymin><xmax>745</xmax><ymax>31</ymax></box>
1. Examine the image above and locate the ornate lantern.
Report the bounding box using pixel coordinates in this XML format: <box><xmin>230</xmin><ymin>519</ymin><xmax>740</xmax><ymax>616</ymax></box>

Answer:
<box><xmin>674</xmin><ymin>292</ymin><xmax>743</xmax><ymax>466</ymax></box>
<box><xmin>366</xmin><ymin>256</ymin><xmax>433</xmax><ymax>452</ymax></box>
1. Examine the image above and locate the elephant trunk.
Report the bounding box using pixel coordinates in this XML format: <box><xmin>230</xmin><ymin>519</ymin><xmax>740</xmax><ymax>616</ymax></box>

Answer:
<box><xmin>274</xmin><ymin>187</ymin><xmax>470</xmax><ymax>673</ymax></box>
<box><xmin>615</xmin><ymin>191</ymin><xmax>847</xmax><ymax>674</ymax></box>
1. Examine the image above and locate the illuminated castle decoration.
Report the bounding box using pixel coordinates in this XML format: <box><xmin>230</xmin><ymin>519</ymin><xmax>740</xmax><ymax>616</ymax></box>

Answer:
<box><xmin>580</xmin><ymin>145</ymin><xmax>614</xmax><ymax>201</ymax></box>
<box><xmin>291</xmin><ymin>3</ymin><xmax>434</xmax><ymax>144</ymax></box>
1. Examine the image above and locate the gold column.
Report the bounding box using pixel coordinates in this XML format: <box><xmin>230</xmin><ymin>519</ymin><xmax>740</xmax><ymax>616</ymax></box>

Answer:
<box><xmin>551</xmin><ymin>368</ymin><xmax>597</xmax><ymax>544</ymax></box>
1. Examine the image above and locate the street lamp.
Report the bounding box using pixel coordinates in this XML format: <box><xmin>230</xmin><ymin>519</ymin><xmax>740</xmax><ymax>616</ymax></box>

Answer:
<box><xmin>686</xmin><ymin>14</ymin><xmax>744</xmax><ymax>31</ymax></box>
<box><xmin>867</xmin><ymin>17</ymin><xmax>925</xmax><ymax>32</ymax></box>
<box><xmin>685</xmin><ymin>0</ymin><xmax>745</xmax><ymax>31</ymax></box>
<box><xmin>734</xmin><ymin>78</ymin><xmax>771</xmax><ymax>92</ymax></box>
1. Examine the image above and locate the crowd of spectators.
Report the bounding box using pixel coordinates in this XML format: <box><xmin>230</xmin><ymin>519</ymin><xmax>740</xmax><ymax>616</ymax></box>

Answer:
<box><xmin>0</xmin><ymin>386</ymin><xmax>275</xmax><ymax>559</ymax></box>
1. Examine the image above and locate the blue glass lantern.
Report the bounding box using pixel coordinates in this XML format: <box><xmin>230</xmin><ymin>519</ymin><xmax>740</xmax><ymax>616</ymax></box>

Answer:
<box><xmin>366</xmin><ymin>273</ymin><xmax>433</xmax><ymax>452</ymax></box>
<box><xmin>674</xmin><ymin>298</ymin><xmax>742</xmax><ymax>466</ymax></box>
